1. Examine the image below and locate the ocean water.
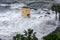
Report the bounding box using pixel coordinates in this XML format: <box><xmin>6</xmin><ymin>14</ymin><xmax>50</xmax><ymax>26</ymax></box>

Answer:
<box><xmin>0</xmin><ymin>3</ymin><xmax>59</xmax><ymax>40</ymax></box>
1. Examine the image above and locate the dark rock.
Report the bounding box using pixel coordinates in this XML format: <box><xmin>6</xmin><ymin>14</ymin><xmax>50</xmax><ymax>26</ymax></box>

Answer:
<box><xmin>45</xmin><ymin>15</ymin><xmax>47</xmax><ymax>17</ymax></box>
<box><xmin>46</xmin><ymin>12</ymin><xmax>50</xmax><ymax>14</ymax></box>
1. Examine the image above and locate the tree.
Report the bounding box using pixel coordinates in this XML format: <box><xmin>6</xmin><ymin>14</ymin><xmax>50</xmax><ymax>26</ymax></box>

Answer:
<box><xmin>13</xmin><ymin>29</ymin><xmax>38</xmax><ymax>40</ymax></box>
<box><xmin>13</xmin><ymin>34</ymin><xmax>26</xmax><ymax>40</ymax></box>
<box><xmin>24</xmin><ymin>29</ymin><xmax>38</xmax><ymax>40</ymax></box>
<box><xmin>51</xmin><ymin>4</ymin><xmax>60</xmax><ymax>21</ymax></box>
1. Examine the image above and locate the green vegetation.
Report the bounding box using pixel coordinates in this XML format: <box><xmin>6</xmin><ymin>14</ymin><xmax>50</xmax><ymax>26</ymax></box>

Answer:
<box><xmin>51</xmin><ymin>4</ymin><xmax>60</xmax><ymax>21</ymax></box>
<box><xmin>43</xmin><ymin>27</ymin><xmax>60</xmax><ymax>40</ymax></box>
<box><xmin>46</xmin><ymin>4</ymin><xmax>60</xmax><ymax>40</ymax></box>
<box><xmin>13</xmin><ymin>29</ymin><xmax>38</xmax><ymax>40</ymax></box>
<box><xmin>43</xmin><ymin>33</ymin><xmax>60</xmax><ymax>40</ymax></box>
<box><xmin>55</xmin><ymin>27</ymin><xmax>60</xmax><ymax>39</ymax></box>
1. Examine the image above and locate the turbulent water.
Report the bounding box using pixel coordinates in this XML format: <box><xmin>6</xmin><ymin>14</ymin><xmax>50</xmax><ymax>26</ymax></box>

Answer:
<box><xmin>0</xmin><ymin>2</ymin><xmax>59</xmax><ymax>40</ymax></box>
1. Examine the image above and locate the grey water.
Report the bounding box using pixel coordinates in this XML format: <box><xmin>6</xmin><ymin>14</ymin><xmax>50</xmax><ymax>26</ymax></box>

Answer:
<box><xmin>0</xmin><ymin>0</ymin><xmax>59</xmax><ymax>40</ymax></box>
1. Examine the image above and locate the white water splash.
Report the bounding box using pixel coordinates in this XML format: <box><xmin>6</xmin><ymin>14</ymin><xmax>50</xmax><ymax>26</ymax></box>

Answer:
<box><xmin>0</xmin><ymin>3</ymin><xmax>58</xmax><ymax>40</ymax></box>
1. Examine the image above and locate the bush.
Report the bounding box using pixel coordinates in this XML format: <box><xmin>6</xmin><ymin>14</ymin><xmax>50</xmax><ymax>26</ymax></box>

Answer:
<box><xmin>13</xmin><ymin>29</ymin><xmax>38</xmax><ymax>40</ymax></box>
<box><xmin>43</xmin><ymin>33</ymin><xmax>60</xmax><ymax>40</ymax></box>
